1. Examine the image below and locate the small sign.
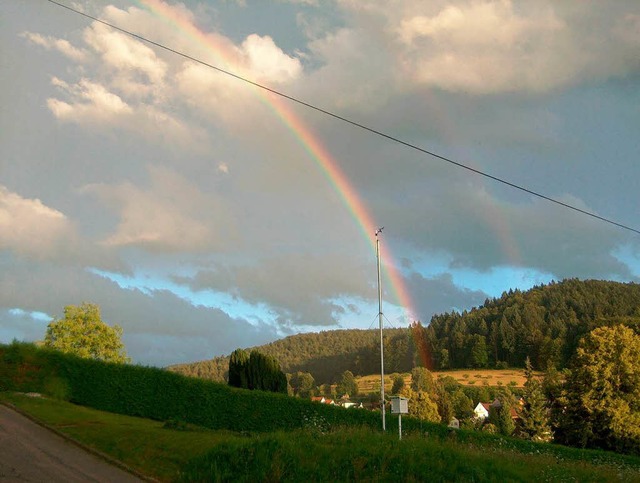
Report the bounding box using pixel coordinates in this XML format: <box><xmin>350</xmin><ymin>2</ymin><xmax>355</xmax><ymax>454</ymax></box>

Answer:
<box><xmin>390</xmin><ymin>396</ymin><xmax>409</xmax><ymax>414</ymax></box>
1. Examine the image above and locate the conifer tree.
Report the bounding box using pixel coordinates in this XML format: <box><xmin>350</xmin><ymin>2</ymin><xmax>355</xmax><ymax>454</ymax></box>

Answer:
<box><xmin>228</xmin><ymin>348</ymin><xmax>250</xmax><ymax>389</ymax></box>
<box><xmin>489</xmin><ymin>388</ymin><xmax>516</xmax><ymax>436</ymax></box>
<box><xmin>391</xmin><ymin>373</ymin><xmax>405</xmax><ymax>395</ymax></box>
<box><xmin>521</xmin><ymin>356</ymin><xmax>552</xmax><ymax>442</ymax></box>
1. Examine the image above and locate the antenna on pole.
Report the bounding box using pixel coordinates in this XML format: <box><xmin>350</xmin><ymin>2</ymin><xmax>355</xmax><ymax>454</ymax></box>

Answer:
<box><xmin>375</xmin><ymin>227</ymin><xmax>386</xmax><ymax>431</ymax></box>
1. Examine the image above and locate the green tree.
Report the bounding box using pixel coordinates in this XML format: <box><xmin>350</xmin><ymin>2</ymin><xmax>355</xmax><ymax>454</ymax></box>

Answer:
<box><xmin>489</xmin><ymin>389</ymin><xmax>516</xmax><ymax>436</ymax></box>
<box><xmin>520</xmin><ymin>357</ymin><xmax>552</xmax><ymax>442</ymax></box>
<box><xmin>290</xmin><ymin>371</ymin><xmax>316</xmax><ymax>398</ymax></box>
<box><xmin>229</xmin><ymin>349</ymin><xmax>287</xmax><ymax>394</ymax></box>
<box><xmin>228</xmin><ymin>348</ymin><xmax>250</xmax><ymax>388</ymax></box>
<box><xmin>391</xmin><ymin>373</ymin><xmax>405</xmax><ymax>395</ymax></box>
<box><xmin>400</xmin><ymin>387</ymin><xmax>440</xmax><ymax>423</ymax></box>
<box><xmin>44</xmin><ymin>303</ymin><xmax>129</xmax><ymax>363</ymax></box>
<box><xmin>321</xmin><ymin>383</ymin><xmax>334</xmax><ymax>399</ymax></box>
<box><xmin>410</xmin><ymin>366</ymin><xmax>435</xmax><ymax>393</ymax></box>
<box><xmin>438</xmin><ymin>348</ymin><xmax>450</xmax><ymax>369</ymax></box>
<box><xmin>247</xmin><ymin>350</ymin><xmax>288</xmax><ymax>393</ymax></box>
<box><xmin>469</xmin><ymin>334</ymin><xmax>489</xmax><ymax>368</ymax></box>
<box><xmin>337</xmin><ymin>370</ymin><xmax>358</xmax><ymax>397</ymax></box>
<box><xmin>557</xmin><ymin>325</ymin><xmax>640</xmax><ymax>453</ymax></box>
<box><xmin>451</xmin><ymin>389</ymin><xmax>475</xmax><ymax>420</ymax></box>
<box><xmin>434</xmin><ymin>380</ymin><xmax>455</xmax><ymax>424</ymax></box>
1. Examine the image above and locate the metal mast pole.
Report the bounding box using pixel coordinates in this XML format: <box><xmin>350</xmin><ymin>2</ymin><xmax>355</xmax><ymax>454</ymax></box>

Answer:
<box><xmin>376</xmin><ymin>227</ymin><xmax>386</xmax><ymax>431</ymax></box>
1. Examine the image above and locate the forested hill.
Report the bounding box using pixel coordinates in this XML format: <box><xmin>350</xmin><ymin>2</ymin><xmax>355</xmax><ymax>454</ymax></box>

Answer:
<box><xmin>168</xmin><ymin>279</ymin><xmax>640</xmax><ymax>383</ymax></box>
<box><xmin>167</xmin><ymin>328</ymin><xmax>413</xmax><ymax>385</ymax></box>
<box><xmin>425</xmin><ymin>279</ymin><xmax>640</xmax><ymax>371</ymax></box>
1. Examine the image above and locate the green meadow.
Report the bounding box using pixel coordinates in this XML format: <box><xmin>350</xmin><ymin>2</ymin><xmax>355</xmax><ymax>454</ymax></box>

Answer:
<box><xmin>2</xmin><ymin>342</ymin><xmax>640</xmax><ymax>482</ymax></box>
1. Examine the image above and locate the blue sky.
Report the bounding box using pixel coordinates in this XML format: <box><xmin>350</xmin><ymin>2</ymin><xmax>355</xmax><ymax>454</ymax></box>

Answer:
<box><xmin>2</xmin><ymin>0</ymin><xmax>640</xmax><ymax>366</ymax></box>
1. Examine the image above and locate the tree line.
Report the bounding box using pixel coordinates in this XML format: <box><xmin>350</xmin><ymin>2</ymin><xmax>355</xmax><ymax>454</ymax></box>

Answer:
<box><xmin>169</xmin><ymin>328</ymin><xmax>415</xmax><ymax>384</ymax></box>
<box><xmin>170</xmin><ymin>279</ymin><xmax>640</xmax><ymax>384</ymax></box>
<box><xmin>423</xmin><ymin>279</ymin><xmax>640</xmax><ymax>370</ymax></box>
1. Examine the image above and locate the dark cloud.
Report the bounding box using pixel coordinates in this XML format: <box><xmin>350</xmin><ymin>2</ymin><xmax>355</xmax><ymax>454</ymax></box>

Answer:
<box><xmin>0</xmin><ymin>256</ymin><xmax>278</xmax><ymax>366</ymax></box>
<box><xmin>2</xmin><ymin>1</ymin><xmax>640</xmax><ymax>367</ymax></box>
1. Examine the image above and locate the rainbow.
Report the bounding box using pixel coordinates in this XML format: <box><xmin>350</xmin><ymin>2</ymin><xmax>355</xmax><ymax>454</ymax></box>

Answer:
<box><xmin>135</xmin><ymin>0</ymin><xmax>418</xmax><ymax>321</ymax></box>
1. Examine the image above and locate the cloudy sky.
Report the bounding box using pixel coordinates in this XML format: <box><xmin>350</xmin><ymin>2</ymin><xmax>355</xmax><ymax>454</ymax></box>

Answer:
<box><xmin>2</xmin><ymin>0</ymin><xmax>640</xmax><ymax>367</ymax></box>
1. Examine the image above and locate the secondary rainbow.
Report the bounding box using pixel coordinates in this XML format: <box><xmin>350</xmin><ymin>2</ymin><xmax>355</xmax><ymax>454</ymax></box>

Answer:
<box><xmin>137</xmin><ymin>0</ymin><xmax>418</xmax><ymax>320</ymax></box>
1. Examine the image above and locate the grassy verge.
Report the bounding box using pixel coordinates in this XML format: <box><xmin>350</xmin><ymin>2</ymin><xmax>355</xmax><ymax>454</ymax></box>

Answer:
<box><xmin>0</xmin><ymin>392</ymin><xmax>239</xmax><ymax>481</ymax></box>
<box><xmin>180</xmin><ymin>428</ymin><xmax>640</xmax><ymax>482</ymax></box>
<box><xmin>3</xmin><ymin>392</ymin><xmax>639</xmax><ymax>482</ymax></box>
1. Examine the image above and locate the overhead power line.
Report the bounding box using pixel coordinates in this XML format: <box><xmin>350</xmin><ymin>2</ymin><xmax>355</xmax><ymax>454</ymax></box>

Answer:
<box><xmin>46</xmin><ymin>0</ymin><xmax>640</xmax><ymax>236</ymax></box>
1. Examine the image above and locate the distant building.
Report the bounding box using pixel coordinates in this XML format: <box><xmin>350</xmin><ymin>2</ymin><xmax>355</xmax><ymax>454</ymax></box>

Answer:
<box><xmin>474</xmin><ymin>399</ymin><xmax>520</xmax><ymax>421</ymax></box>
<box><xmin>310</xmin><ymin>396</ymin><xmax>335</xmax><ymax>405</ymax></box>
<box><xmin>473</xmin><ymin>402</ymin><xmax>491</xmax><ymax>420</ymax></box>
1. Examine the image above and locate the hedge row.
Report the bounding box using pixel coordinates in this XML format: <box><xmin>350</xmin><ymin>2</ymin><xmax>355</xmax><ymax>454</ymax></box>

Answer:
<box><xmin>0</xmin><ymin>342</ymin><xmax>447</xmax><ymax>436</ymax></box>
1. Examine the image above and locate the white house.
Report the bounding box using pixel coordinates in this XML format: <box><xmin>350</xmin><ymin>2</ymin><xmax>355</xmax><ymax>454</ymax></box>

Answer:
<box><xmin>311</xmin><ymin>396</ymin><xmax>335</xmax><ymax>405</ymax></box>
<box><xmin>473</xmin><ymin>402</ymin><xmax>491</xmax><ymax>420</ymax></box>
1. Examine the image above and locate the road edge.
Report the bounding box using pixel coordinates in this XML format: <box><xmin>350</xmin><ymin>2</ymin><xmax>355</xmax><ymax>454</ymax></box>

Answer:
<box><xmin>0</xmin><ymin>398</ymin><xmax>158</xmax><ymax>483</ymax></box>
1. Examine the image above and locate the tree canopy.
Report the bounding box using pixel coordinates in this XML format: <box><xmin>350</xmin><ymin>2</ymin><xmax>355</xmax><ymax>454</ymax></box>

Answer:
<box><xmin>424</xmin><ymin>279</ymin><xmax>640</xmax><ymax>370</ymax></box>
<box><xmin>556</xmin><ymin>325</ymin><xmax>640</xmax><ymax>453</ymax></box>
<box><xmin>337</xmin><ymin>370</ymin><xmax>358</xmax><ymax>398</ymax></box>
<box><xmin>44</xmin><ymin>303</ymin><xmax>129</xmax><ymax>363</ymax></box>
<box><xmin>228</xmin><ymin>349</ymin><xmax>287</xmax><ymax>394</ymax></box>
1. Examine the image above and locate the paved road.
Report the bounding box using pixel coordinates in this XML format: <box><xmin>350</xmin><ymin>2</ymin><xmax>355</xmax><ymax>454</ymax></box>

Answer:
<box><xmin>0</xmin><ymin>404</ymin><xmax>144</xmax><ymax>482</ymax></box>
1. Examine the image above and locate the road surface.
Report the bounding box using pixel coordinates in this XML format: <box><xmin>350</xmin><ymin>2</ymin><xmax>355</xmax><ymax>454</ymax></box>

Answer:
<box><xmin>0</xmin><ymin>404</ymin><xmax>144</xmax><ymax>482</ymax></box>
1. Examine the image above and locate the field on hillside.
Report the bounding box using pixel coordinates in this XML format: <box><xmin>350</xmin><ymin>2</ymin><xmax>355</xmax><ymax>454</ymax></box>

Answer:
<box><xmin>357</xmin><ymin>368</ymin><xmax>534</xmax><ymax>394</ymax></box>
<box><xmin>3</xmin><ymin>393</ymin><xmax>639</xmax><ymax>482</ymax></box>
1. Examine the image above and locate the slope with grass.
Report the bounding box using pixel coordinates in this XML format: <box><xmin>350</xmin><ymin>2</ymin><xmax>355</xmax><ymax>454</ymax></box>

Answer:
<box><xmin>2</xmin><ymin>393</ymin><xmax>639</xmax><ymax>482</ymax></box>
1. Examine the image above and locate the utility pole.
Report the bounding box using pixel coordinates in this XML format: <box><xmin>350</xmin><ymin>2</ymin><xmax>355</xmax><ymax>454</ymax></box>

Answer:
<box><xmin>375</xmin><ymin>227</ymin><xmax>385</xmax><ymax>431</ymax></box>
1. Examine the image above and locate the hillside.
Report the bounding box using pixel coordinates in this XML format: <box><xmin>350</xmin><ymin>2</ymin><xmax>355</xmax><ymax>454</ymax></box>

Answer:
<box><xmin>425</xmin><ymin>279</ymin><xmax>640</xmax><ymax>370</ymax></box>
<box><xmin>168</xmin><ymin>328</ymin><xmax>413</xmax><ymax>385</ymax></box>
<box><xmin>3</xmin><ymin>343</ymin><xmax>640</xmax><ymax>480</ymax></box>
<box><xmin>169</xmin><ymin>279</ymin><xmax>640</xmax><ymax>383</ymax></box>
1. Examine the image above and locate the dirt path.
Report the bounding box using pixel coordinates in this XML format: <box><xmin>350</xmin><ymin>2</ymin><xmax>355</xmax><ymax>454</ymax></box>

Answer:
<box><xmin>0</xmin><ymin>405</ymin><xmax>143</xmax><ymax>482</ymax></box>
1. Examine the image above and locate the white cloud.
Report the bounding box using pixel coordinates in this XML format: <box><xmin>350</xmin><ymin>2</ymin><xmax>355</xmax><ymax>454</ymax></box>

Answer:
<box><xmin>48</xmin><ymin>77</ymin><xmax>132</xmax><ymax>122</ymax></box>
<box><xmin>241</xmin><ymin>34</ymin><xmax>302</xmax><ymax>84</ymax></box>
<box><xmin>0</xmin><ymin>260</ymin><xmax>279</xmax><ymax>366</ymax></box>
<box><xmin>331</xmin><ymin>0</ymin><xmax>640</xmax><ymax>96</ymax></box>
<box><xmin>82</xmin><ymin>166</ymin><xmax>235</xmax><ymax>252</ymax></box>
<box><xmin>82</xmin><ymin>22</ymin><xmax>167</xmax><ymax>85</ymax></box>
<box><xmin>21</xmin><ymin>31</ymin><xmax>88</xmax><ymax>62</ymax></box>
<box><xmin>278</xmin><ymin>0</ymin><xmax>318</xmax><ymax>5</ymax></box>
<box><xmin>0</xmin><ymin>186</ymin><xmax>76</xmax><ymax>260</ymax></box>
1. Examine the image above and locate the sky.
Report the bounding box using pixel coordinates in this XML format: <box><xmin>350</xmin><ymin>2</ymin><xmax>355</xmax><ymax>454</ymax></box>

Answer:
<box><xmin>2</xmin><ymin>0</ymin><xmax>640</xmax><ymax>367</ymax></box>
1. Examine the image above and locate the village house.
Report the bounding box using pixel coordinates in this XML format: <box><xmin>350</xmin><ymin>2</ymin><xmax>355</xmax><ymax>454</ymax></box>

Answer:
<box><xmin>312</xmin><ymin>394</ymin><xmax>364</xmax><ymax>409</ymax></box>
<box><xmin>473</xmin><ymin>402</ymin><xmax>491</xmax><ymax>420</ymax></box>
<box><xmin>310</xmin><ymin>396</ymin><xmax>335</xmax><ymax>405</ymax></box>
<box><xmin>474</xmin><ymin>399</ymin><xmax>521</xmax><ymax>422</ymax></box>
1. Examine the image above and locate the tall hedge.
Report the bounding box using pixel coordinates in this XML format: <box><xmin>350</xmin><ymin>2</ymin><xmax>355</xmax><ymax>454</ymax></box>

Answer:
<box><xmin>0</xmin><ymin>342</ymin><xmax>445</xmax><ymax>436</ymax></box>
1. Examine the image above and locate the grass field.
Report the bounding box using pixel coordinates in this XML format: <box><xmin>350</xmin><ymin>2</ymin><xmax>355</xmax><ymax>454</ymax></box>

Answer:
<box><xmin>2</xmin><ymin>392</ymin><xmax>639</xmax><ymax>482</ymax></box>
<box><xmin>357</xmin><ymin>368</ymin><xmax>535</xmax><ymax>394</ymax></box>
<box><xmin>0</xmin><ymin>392</ymin><xmax>238</xmax><ymax>481</ymax></box>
